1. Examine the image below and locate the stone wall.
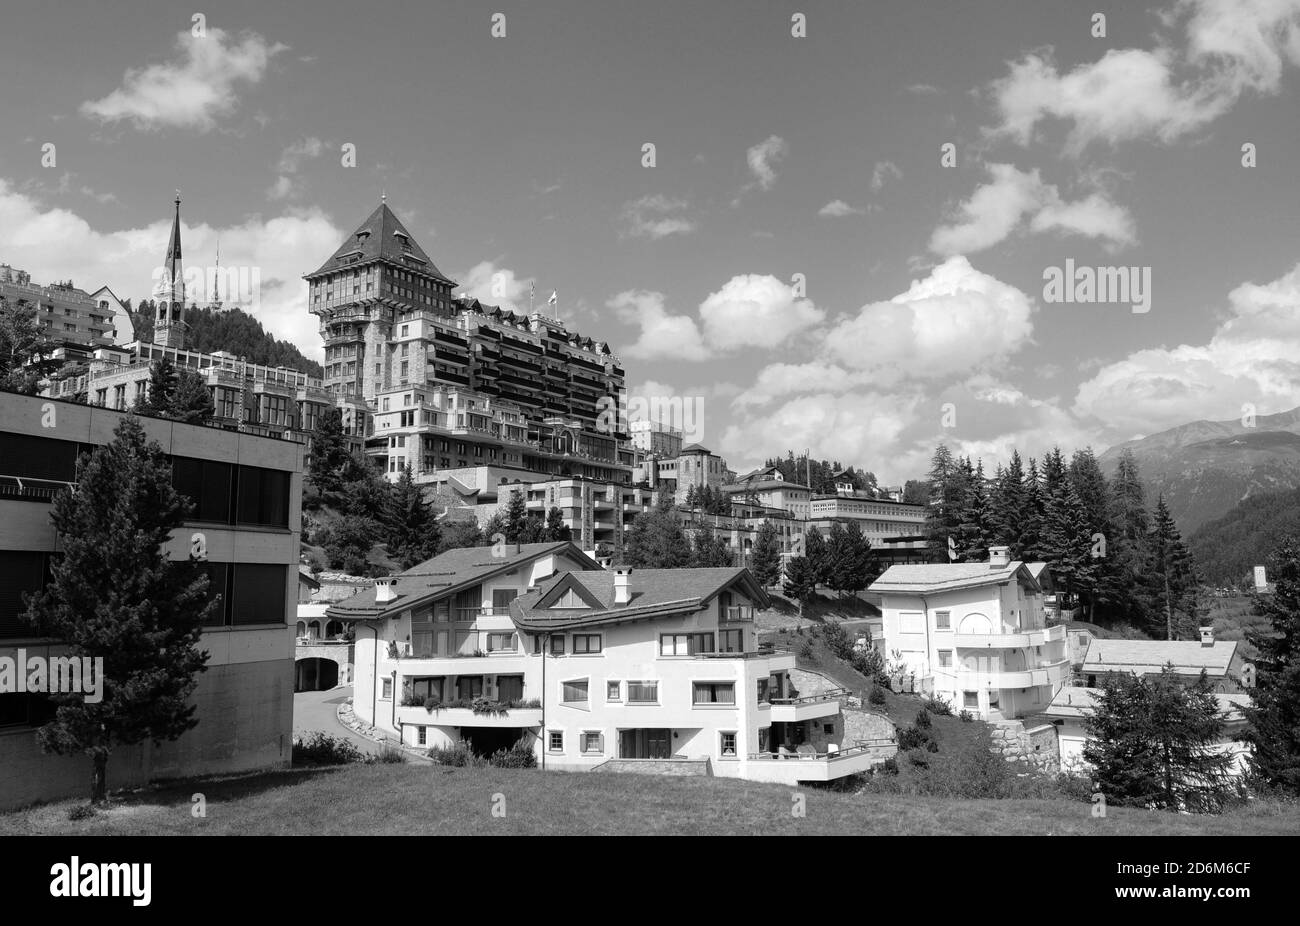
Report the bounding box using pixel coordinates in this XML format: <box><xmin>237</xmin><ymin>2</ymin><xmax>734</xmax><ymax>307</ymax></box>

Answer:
<box><xmin>842</xmin><ymin>707</ymin><xmax>896</xmax><ymax>744</ymax></box>
<box><xmin>594</xmin><ymin>758</ymin><xmax>711</xmax><ymax>776</ymax></box>
<box><xmin>989</xmin><ymin>720</ymin><xmax>1059</xmax><ymax>773</ymax></box>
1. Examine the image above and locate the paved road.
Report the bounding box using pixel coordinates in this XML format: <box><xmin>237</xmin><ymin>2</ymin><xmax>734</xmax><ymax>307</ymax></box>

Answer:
<box><xmin>293</xmin><ymin>686</ymin><xmax>384</xmax><ymax>756</ymax></box>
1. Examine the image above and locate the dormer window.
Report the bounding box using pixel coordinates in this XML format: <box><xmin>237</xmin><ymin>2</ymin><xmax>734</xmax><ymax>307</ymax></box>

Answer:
<box><xmin>356</xmin><ymin>231</ymin><xmax>370</xmax><ymax>243</ymax></box>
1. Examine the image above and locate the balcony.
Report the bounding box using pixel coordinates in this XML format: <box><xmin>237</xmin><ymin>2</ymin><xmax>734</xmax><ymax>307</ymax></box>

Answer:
<box><xmin>744</xmin><ymin>739</ymin><xmax>897</xmax><ymax>784</ymax></box>
<box><xmin>953</xmin><ymin>624</ymin><xmax>1066</xmax><ymax>648</ymax></box>
<box><xmin>768</xmin><ymin>689</ymin><xmax>847</xmax><ymax>723</ymax></box>
<box><xmin>693</xmin><ymin>646</ymin><xmax>796</xmax><ymax>672</ymax></box>
<box><xmin>0</xmin><ymin>474</ymin><xmax>75</xmax><ymax>503</ymax></box>
<box><xmin>397</xmin><ymin>701</ymin><xmax>542</xmax><ymax>729</ymax></box>
<box><xmin>721</xmin><ymin>606</ymin><xmax>755</xmax><ymax>623</ymax></box>
<box><xmin>953</xmin><ymin>657</ymin><xmax>1070</xmax><ymax>689</ymax></box>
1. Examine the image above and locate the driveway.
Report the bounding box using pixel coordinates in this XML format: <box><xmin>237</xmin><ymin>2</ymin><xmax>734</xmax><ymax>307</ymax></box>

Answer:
<box><xmin>293</xmin><ymin>686</ymin><xmax>384</xmax><ymax>756</ymax></box>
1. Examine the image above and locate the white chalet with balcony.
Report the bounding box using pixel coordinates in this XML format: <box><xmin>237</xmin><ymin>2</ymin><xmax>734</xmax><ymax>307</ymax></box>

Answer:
<box><xmin>869</xmin><ymin>546</ymin><xmax>1068</xmax><ymax>720</ymax></box>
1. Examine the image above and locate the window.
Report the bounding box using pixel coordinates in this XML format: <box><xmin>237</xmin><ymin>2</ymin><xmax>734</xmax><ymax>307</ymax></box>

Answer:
<box><xmin>456</xmin><ymin>676</ymin><xmax>484</xmax><ymax>700</ymax></box>
<box><xmin>606</xmin><ymin>681</ymin><xmax>620</xmax><ymax>701</ymax></box>
<box><xmin>572</xmin><ymin>634</ymin><xmax>601</xmax><ymax>654</ymax></box>
<box><xmin>660</xmin><ymin>633</ymin><xmax>688</xmax><ymax>656</ymax></box>
<box><xmin>562</xmin><ymin>679</ymin><xmax>589</xmax><ymax>703</ymax></box>
<box><xmin>491</xmin><ymin>588</ymin><xmax>519</xmax><ymax>614</ymax></box>
<box><xmin>627</xmin><ymin>681</ymin><xmax>658</xmax><ymax>703</ymax></box>
<box><xmin>719</xmin><ymin>732</ymin><xmax>737</xmax><ymax>757</ymax></box>
<box><xmin>693</xmin><ymin>682</ymin><xmax>735</xmax><ymax>705</ymax></box>
<box><xmin>552</xmin><ymin>588</ymin><xmax>588</xmax><ymax>609</ymax></box>
<box><xmin>230</xmin><ymin>563</ymin><xmax>288</xmax><ymax>625</ymax></box>
<box><xmin>381</xmin><ymin>679</ymin><xmax>393</xmax><ymax>700</ymax></box>
<box><xmin>581</xmin><ymin>732</ymin><xmax>604</xmax><ymax>755</ymax></box>
<box><xmin>235</xmin><ymin>465</ymin><xmax>291</xmax><ymax>528</ymax></box>
<box><xmin>496</xmin><ymin>675</ymin><xmax>524</xmax><ymax>702</ymax></box>
<box><xmin>548</xmin><ymin>730</ymin><xmax>564</xmax><ymax>752</ymax></box>
<box><xmin>963</xmin><ymin>691</ymin><xmax>978</xmax><ymax>709</ymax></box>
<box><xmin>719</xmin><ymin>629</ymin><xmax>744</xmax><ymax>653</ymax></box>
<box><xmin>417</xmin><ymin>726</ymin><xmax>427</xmax><ymax>746</ymax></box>
<box><xmin>549</xmin><ymin>636</ymin><xmax>566</xmax><ymax>655</ymax></box>
<box><xmin>935</xmin><ymin>610</ymin><xmax>951</xmax><ymax>630</ymax></box>
<box><xmin>486</xmin><ymin>632</ymin><xmax>515</xmax><ymax>652</ymax></box>
<box><xmin>938</xmin><ymin>650</ymin><xmax>953</xmax><ymax>668</ymax></box>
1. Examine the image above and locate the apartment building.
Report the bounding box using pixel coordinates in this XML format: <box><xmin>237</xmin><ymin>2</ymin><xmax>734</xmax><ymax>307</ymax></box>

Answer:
<box><xmin>723</xmin><ymin>471</ymin><xmax>812</xmax><ymax>521</ymax></box>
<box><xmin>482</xmin><ymin>479</ymin><xmax>658</xmax><ymax>558</ymax></box>
<box><xmin>807</xmin><ymin>493</ymin><xmax>927</xmax><ymax>560</ymax></box>
<box><xmin>0</xmin><ymin>264</ymin><xmax>127</xmax><ymax>359</ymax></box>
<box><xmin>629</xmin><ymin>419</ymin><xmax>683</xmax><ymax>459</ymax></box>
<box><xmin>870</xmin><ymin>546</ymin><xmax>1069</xmax><ymax>719</ymax></box>
<box><xmin>0</xmin><ymin>390</ymin><xmax>300</xmax><ymax>810</ymax></box>
<box><xmin>306</xmin><ymin>201</ymin><xmax>634</xmax><ymax>485</ymax></box>
<box><xmin>332</xmin><ymin>546</ymin><xmax>890</xmax><ymax>783</ymax></box>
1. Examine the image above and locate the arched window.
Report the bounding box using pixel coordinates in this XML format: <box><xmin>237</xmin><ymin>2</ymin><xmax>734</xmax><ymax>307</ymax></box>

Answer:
<box><xmin>295</xmin><ymin>621</ymin><xmax>306</xmax><ymax>638</ymax></box>
<box><xmin>957</xmin><ymin>612</ymin><xmax>992</xmax><ymax>634</ymax></box>
<box><xmin>326</xmin><ymin>620</ymin><xmax>343</xmax><ymax>639</ymax></box>
<box><xmin>307</xmin><ymin>620</ymin><xmax>321</xmax><ymax>640</ymax></box>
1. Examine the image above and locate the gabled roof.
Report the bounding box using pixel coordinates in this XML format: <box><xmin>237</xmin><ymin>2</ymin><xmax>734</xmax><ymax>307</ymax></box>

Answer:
<box><xmin>723</xmin><ymin>479</ymin><xmax>809</xmax><ymax>493</ymax></box>
<box><xmin>306</xmin><ymin>202</ymin><xmax>454</xmax><ymax>283</ymax></box>
<box><xmin>869</xmin><ymin>561</ymin><xmax>1044</xmax><ymax>595</ymax></box>
<box><xmin>298</xmin><ymin>568</ymin><xmax>321</xmax><ymax>590</ymax></box>
<box><xmin>1081</xmin><ymin>638</ymin><xmax>1239</xmax><ymax>677</ymax></box>
<box><xmin>1045</xmin><ymin>686</ymin><xmax>1250</xmax><ymax>721</ymax></box>
<box><xmin>325</xmin><ymin>541</ymin><xmax>600</xmax><ymax>620</ymax></box>
<box><xmin>510</xmin><ymin>567</ymin><xmax>770</xmax><ymax>632</ymax></box>
<box><xmin>680</xmin><ymin>443</ymin><xmax>712</xmax><ymax>455</ymax></box>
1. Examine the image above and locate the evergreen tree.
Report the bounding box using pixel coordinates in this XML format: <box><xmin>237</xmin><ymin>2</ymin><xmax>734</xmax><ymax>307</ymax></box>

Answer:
<box><xmin>823</xmin><ymin>522</ymin><xmax>849</xmax><ymax>594</ymax></box>
<box><xmin>21</xmin><ymin>417</ymin><xmax>215</xmax><ymax>802</ymax></box>
<box><xmin>1109</xmin><ymin>449</ymin><xmax>1154</xmax><ymax>627</ymax></box>
<box><xmin>804</xmin><ymin>526</ymin><xmax>829</xmax><ymax>587</ymax></box>
<box><xmin>501</xmin><ymin>487</ymin><xmax>530</xmax><ymax>543</ymax></box>
<box><xmin>1069</xmin><ymin>448</ymin><xmax>1119</xmax><ymax>620</ymax></box>
<box><xmin>169</xmin><ymin>370</ymin><xmax>214</xmax><ymax>425</ymax></box>
<box><xmin>1038</xmin><ymin>447</ymin><xmax>1096</xmax><ymax>610</ymax></box>
<box><xmin>1022</xmin><ymin>457</ymin><xmax>1045</xmax><ymax>561</ymax></box>
<box><xmin>387</xmin><ymin>464</ymin><xmax>440</xmax><ymax>570</ymax></box>
<box><xmin>953</xmin><ymin>457</ymin><xmax>993</xmax><ymax>562</ymax></box>
<box><xmin>1149</xmin><ymin>494</ymin><xmax>1199</xmax><ymax>640</ymax></box>
<box><xmin>831</xmin><ymin>520</ymin><xmax>876</xmax><ymax>595</ymax></box>
<box><xmin>438</xmin><ymin>518</ymin><xmax>484</xmax><ymax>552</ymax></box>
<box><xmin>306</xmin><ymin>408</ymin><xmax>352</xmax><ymax>503</ymax></box>
<box><xmin>1242</xmin><ymin>535</ymin><xmax>1300</xmax><ymax>795</ymax></box>
<box><xmin>1082</xmin><ymin>667</ymin><xmax>1237</xmax><ymax>812</ymax></box>
<box><xmin>0</xmin><ymin>295</ymin><xmax>60</xmax><ymax>392</ymax></box>
<box><xmin>782</xmin><ymin>556</ymin><xmax>817</xmax><ymax>616</ymax></box>
<box><xmin>623</xmin><ymin>499</ymin><xmax>692</xmax><ymax>568</ymax></box>
<box><xmin>138</xmin><ymin>357</ymin><xmax>179</xmax><ymax>416</ymax></box>
<box><xmin>544</xmin><ymin>506</ymin><xmax>571</xmax><ymax>541</ymax></box>
<box><xmin>750</xmin><ymin>520</ymin><xmax>782</xmax><ymax>587</ymax></box>
<box><xmin>989</xmin><ymin>452</ymin><xmax>1029</xmax><ymax>558</ymax></box>
<box><xmin>691</xmin><ymin>523</ymin><xmax>733</xmax><ymax>567</ymax></box>
<box><xmin>925</xmin><ymin>444</ymin><xmax>961</xmax><ymax>561</ymax></box>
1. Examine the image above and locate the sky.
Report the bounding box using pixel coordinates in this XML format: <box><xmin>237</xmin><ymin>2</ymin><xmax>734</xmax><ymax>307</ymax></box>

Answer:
<box><xmin>2</xmin><ymin>0</ymin><xmax>1299</xmax><ymax>483</ymax></box>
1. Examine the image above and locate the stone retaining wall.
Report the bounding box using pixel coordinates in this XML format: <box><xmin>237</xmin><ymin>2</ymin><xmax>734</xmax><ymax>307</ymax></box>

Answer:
<box><xmin>593</xmin><ymin>758</ymin><xmax>711</xmax><ymax>776</ymax></box>
<box><xmin>990</xmin><ymin>720</ymin><xmax>1059</xmax><ymax>773</ymax></box>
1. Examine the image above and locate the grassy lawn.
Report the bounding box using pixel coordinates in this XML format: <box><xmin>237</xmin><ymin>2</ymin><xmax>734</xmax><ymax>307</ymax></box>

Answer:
<box><xmin>755</xmin><ymin>590</ymin><xmax>879</xmax><ymax>634</ymax></box>
<box><xmin>2</xmin><ymin>763</ymin><xmax>1295</xmax><ymax>836</ymax></box>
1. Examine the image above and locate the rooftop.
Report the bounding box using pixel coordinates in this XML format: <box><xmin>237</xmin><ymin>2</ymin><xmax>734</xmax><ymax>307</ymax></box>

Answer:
<box><xmin>1081</xmin><ymin>638</ymin><xmax>1239</xmax><ymax>676</ymax></box>
<box><xmin>306</xmin><ymin>202</ymin><xmax>453</xmax><ymax>283</ymax></box>
<box><xmin>869</xmin><ymin>561</ymin><xmax>1047</xmax><ymax>595</ymax></box>
<box><xmin>1045</xmin><ymin>686</ymin><xmax>1250</xmax><ymax>721</ymax></box>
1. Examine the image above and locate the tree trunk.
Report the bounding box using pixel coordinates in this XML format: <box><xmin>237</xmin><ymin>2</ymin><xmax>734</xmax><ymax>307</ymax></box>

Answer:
<box><xmin>1164</xmin><ymin>573</ymin><xmax>1173</xmax><ymax>641</ymax></box>
<box><xmin>91</xmin><ymin>752</ymin><xmax>108</xmax><ymax>804</ymax></box>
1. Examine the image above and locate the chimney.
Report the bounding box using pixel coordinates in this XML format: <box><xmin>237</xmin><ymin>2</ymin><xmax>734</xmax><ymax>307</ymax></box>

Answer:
<box><xmin>988</xmin><ymin>545</ymin><xmax>1010</xmax><ymax>568</ymax></box>
<box><xmin>1199</xmin><ymin>626</ymin><xmax>1214</xmax><ymax>647</ymax></box>
<box><xmin>614</xmin><ymin>567</ymin><xmax>633</xmax><ymax>605</ymax></box>
<box><xmin>375</xmin><ymin>577</ymin><xmax>398</xmax><ymax>605</ymax></box>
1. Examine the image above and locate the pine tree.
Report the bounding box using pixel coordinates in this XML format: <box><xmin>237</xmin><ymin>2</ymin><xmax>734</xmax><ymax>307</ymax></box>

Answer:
<box><xmin>989</xmin><ymin>451</ymin><xmax>1029</xmax><ymax>558</ymax></box>
<box><xmin>925</xmin><ymin>444</ymin><xmax>960</xmax><ymax>561</ymax></box>
<box><xmin>824</xmin><ymin>522</ymin><xmax>849</xmax><ymax>594</ymax></box>
<box><xmin>169</xmin><ymin>370</ymin><xmax>215</xmax><ymax>425</ymax></box>
<box><xmin>783</xmin><ymin>556</ymin><xmax>817</xmax><ymax>616</ymax></box>
<box><xmin>953</xmin><ymin>457</ymin><xmax>992</xmax><ymax>562</ymax></box>
<box><xmin>1242</xmin><ymin>535</ymin><xmax>1300</xmax><ymax>794</ymax></box>
<box><xmin>832</xmin><ymin>521</ymin><xmax>876</xmax><ymax>595</ymax></box>
<box><xmin>306</xmin><ymin>408</ymin><xmax>352</xmax><ymax>503</ymax></box>
<box><xmin>1109</xmin><ymin>449</ymin><xmax>1154</xmax><ymax>627</ymax></box>
<box><xmin>1149</xmin><ymin>494</ymin><xmax>1198</xmax><ymax>640</ymax></box>
<box><xmin>750</xmin><ymin>520</ymin><xmax>782</xmax><ymax>587</ymax></box>
<box><xmin>623</xmin><ymin>500</ymin><xmax>692</xmax><ymax>568</ymax></box>
<box><xmin>387</xmin><ymin>464</ymin><xmax>440</xmax><ymax>570</ymax></box>
<box><xmin>1039</xmin><ymin>447</ymin><xmax>1095</xmax><ymax>610</ymax></box>
<box><xmin>1022</xmin><ymin>457</ymin><xmax>1045</xmax><ymax>561</ymax></box>
<box><xmin>691</xmin><ymin>523</ymin><xmax>733</xmax><ymax>567</ymax></box>
<box><xmin>1082</xmin><ymin>667</ymin><xmax>1236</xmax><ymax>812</ymax></box>
<box><xmin>438</xmin><ymin>519</ymin><xmax>484</xmax><ymax>552</ymax></box>
<box><xmin>544</xmin><ymin>506</ymin><xmax>571</xmax><ymax>541</ymax></box>
<box><xmin>804</xmin><ymin>526</ymin><xmax>829</xmax><ymax>588</ymax></box>
<box><xmin>20</xmin><ymin>417</ymin><xmax>215</xmax><ymax>802</ymax></box>
<box><xmin>1069</xmin><ymin>448</ymin><xmax>1118</xmax><ymax>620</ymax></box>
<box><xmin>0</xmin><ymin>295</ymin><xmax>60</xmax><ymax>392</ymax></box>
<box><xmin>138</xmin><ymin>357</ymin><xmax>179</xmax><ymax>416</ymax></box>
<box><xmin>501</xmin><ymin>487</ymin><xmax>530</xmax><ymax>543</ymax></box>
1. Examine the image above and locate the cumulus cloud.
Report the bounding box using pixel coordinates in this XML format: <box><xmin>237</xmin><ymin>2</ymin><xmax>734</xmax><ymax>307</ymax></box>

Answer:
<box><xmin>818</xmin><ymin>199</ymin><xmax>865</xmax><ymax>217</ymax></box>
<box><xmin>267</xmin><ymin>137</ymin><xmax>325</xmax><ymax>200</ymax></box>
<box><xmin>870</xmin><ymin>161</ymin><xmax>903</xmax><ymax>192</ymax></box>
<box><xmin>745</xmin><ymin>135</ymin><xmax>788</xmax><ymax>190</ymax></box>
<box><xmin>81</xmin><ymin>29</ymin><xmax>287</xmax><ymax>132</ymax></box>
<box><xmin>1073</xmin><ymin>261</ymin><xmax>1300</xmax><ymax>435</ymax></box>
<box><xmin>607</xmin><ymin>290</ymin><xmax>709</xmax><ymax>361</ymax></box>
<box><xmin>0</xmin><ymin>178</ymin><xmax>340</xmax><ymax>357</ymax></box>
<box><xmin>699</xmin><ymin>274</ymin><xmax>824</xmax><ymax>351</ymax></box>
<box><xmin>987</xmin><ymin>0</ymin><xmax>1300</xmax><ymax>152</ymax></box>
<box><xmin>455</xmin><ymin>260</ymin><xmax>535</xmax><ymax>312</ymax></box>
<box><xmin>619</xmin><ymin>194</ymin><xmax>696</xmax><ymax>239</ymax></box>
<box><xmin>824</xmin><ymin>256</ymin><xmax>1037</xmax><ymax>384</ymax></box>
<box><xmin>929</xmin><ymin>163</ymin><xmax>1136</xmax><ymax>256</ymax></box>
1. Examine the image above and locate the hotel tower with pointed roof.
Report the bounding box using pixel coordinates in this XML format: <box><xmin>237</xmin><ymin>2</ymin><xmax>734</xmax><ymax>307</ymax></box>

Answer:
<box><xmin>305</xmin><ymin>200</ymin><xmax>635</xmax><ymax>488</ymax></box>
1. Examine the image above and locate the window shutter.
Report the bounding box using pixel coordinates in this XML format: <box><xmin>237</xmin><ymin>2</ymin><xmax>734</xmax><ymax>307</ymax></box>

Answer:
<box><xmin>597</xmin><ymin>733</ymin><xmax>604</xmax><ymax>753</ymax></box>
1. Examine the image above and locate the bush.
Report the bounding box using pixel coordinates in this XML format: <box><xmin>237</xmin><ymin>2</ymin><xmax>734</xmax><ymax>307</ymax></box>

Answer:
<box><xmin>372</xmin><ymin>743</ymin><xmax>406</xmax><ymax>764</ymax></box>
<box><xmin>868</xmin><ymin>685</ymin><xmax>887</xmax><ymax>706</ymax></box>
<box><xmin>67</xmin><ymin>803</ymin><xmax>96</xmax><ymax>821</ymax></box>
<box><xmin>489</xmin><ymin>738</ymin><xmax>538</xmax><ymax>769</ymax></box>
<box><xmin>922</xmin><ymin>693</ymin><xmax>954</xmax><ymax>716</ymax></box>
<box><xmin>915</xmin><ymin>709</ymin><xmax>932</xmax><ymax>729</ymax></box>
<box><xmin>294</xmin><ymin>732</ymin><xmax>364</xmax><ymax>766</ymax></box>
<box><xmin>897</xmin><ymin>725</ymin><xmax>931</xmax><ymax>751</ymax></box>
<box><xmin>958</xmin><ymin>710</ymin><xmax>974</xmax><ymax>723</ymax></box>
<box><xmin>426</xmin><ymin>741</ymin><xmax>486</xmax><ymax>767</ymax></box>
<box><xmin>879</xmin><ymin>757</ymin><xmax>899</xmax><ymax>776</ymax></box>
<box><xmin>798</xmin><ymin>638</ymin><xmax>814</xmax><ymax>659</ymax></box>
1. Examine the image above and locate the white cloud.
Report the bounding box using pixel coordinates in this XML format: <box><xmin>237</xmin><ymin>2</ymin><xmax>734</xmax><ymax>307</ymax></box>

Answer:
<box><xmin>1073</xmin><ymin>261</ymin><xmax>1300</xmax><ymax>434</ymax></box>
<box><xmin>818</xmin><ymin>199</ymin><xmax>864</xmax><ymax>217</ymax></box>
<box><xmin>929</xmin><ymin>163</ymin><xmax>1136</xmax><ymax>256</ymax></box>
<box><xmin>267</xmin><ymin>137</ymin><xmax>325</xmax><ymax>200</ymax></box>
<box><xmin>455</xmin><ymin>260</ymin><xmax>535</xmax><ymax>312</ymax></box>
<box><xmin>607</xmin><ymin>290</ymin><xmax>709</xmax><ymax>361</ymax></box>
<box><xmin>619</xmin><ymin>194</ymin><xmax>696</xmax><ymax>239</ymax></box>
<box><xmin>0</xmin><ymin>178</ymin><xmax>340</xmax><ymax>358</ymax></box>
<box><xmin>906</xmin><ymin>83</ymin><xmax>942</xmax><ymax>95</ymax></box>
<box><xmin>81</xmin><ymin>29</ymin><xmax>287</xmax><ymax>132</ymax></box>
<box><xmin>824</xmin><ymin>256</ymin><xmax>1037</xmax><ymax>384</ymax></box>
<box><xmin>870</xmin><ymin>161</ymin><xmax>903</xmax><ymax>192</ymax></box>
<box><xmin>745</xmin><ymin>135</ymin><xmax>788</xmax><ymax>190</ymax></box>
<box><xmin>987</xmin><ymin>0</ymin><xmax>1300</xmax><ymax>152</ymax></box>
<box><xmin>699</xmin><ymin>274</ymin><xmax>824</xmax><ymax>351</ymax></box>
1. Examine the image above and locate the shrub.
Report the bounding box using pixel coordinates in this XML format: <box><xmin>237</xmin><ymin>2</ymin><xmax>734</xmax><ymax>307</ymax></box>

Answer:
<box><xmin>426</xmin><ymin>741</ymin><xmax>486</xmax><ymax>767</ymax></box>
<box><xmin>294</xmin><ymin>732</ymin><xmax>364</xmax><ymax>766</ymax></box>
<box><xmin>371</xmin><ymin>743</ymin><xmax>407</xmax><ymax>764</ymax></box>
<box><xmin>798</xmin><ymin>638</ymin><xmax>814</xmax><ymax>658</ymax></box>
<box><xmin>958</xmin><ymin>710</ymin><xmax>974</xmax><ymax>723</ymax></box>
<box><xmin>489</xmin><ymin>738</ymin><xmax>538</xmax><ymax>769</ymax></box>
<box><xmin>897</xmin><ymin>725</ymin><xmax>929</xmax><ymax>751</ymax></box>
<box><xmin>821</xmin><ymin>621</ymin><xmax>853</xmax><ymax>661</ymax></box>
<box><xmin>876</xmin><ymin>676</ymin><xmax>893</xmax><ymax>692</ymax></box>
<box><xmin>922</xmin><ymin>693</ymin><xmax>954</xmax><ymax>716</ymax></box>
<box><xmin>925</xmin><ymin>739</ymin><xmax>940</xmax><ymax>753</ymax></box>
<box><xmin>423</xmin><ymin>695</ymin><xmax>441</xmax><ymax>711</ymax></box>
<box><xmin>879</xmin><ymin>757</ymin><xmax>899</xmax><ymax>776</ymax></box>
<box><xmin>67</xmin><ymin>803</ymin><xmax>96</xmax><ymax>821</ymax></box>
<box><xmin>868</xmin><ymin>685</ymin><xmax>887</xmax><ymax>706</ymax></box>
<box><xmin>915</xmin><ymin>709</ymin><xmax>932</xmax><ymax>729</ymax></box>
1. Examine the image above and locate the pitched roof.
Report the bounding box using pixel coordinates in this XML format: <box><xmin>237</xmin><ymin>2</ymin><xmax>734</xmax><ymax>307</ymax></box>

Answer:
<box><xmin>1081</xmin><ymin>638</ymin><xmax>1239</xmax><ymax>677</ymax></box>
<box><xmin>680</xmin><ymin>443</ymin><xmax>712</xmax><ymax>455</ymax></box>
<box><xmin>869</xmin><ymin>561</ymin><xmax>1043</xmax><ymax>595</ymax></box>
<box><xmin>723</xmin><ymin>479</ymin><xmax>809</xmax><ymax>493</ymax></box>
<box><xmin>509</xmin><ymin>567</ymin><xmax>769</xmax><ymax>632</ymax></box>
<box><xmin>325</xmin><ymin>541</ymin><xmax>599</xmax><ymax>620</ymax></box>
<box><xmin>306</xmin><ymin>202</ymin><xmax>454</xmax><ymax>283</ymax></box>
<box><xmin>1044</xmin><ymin>686</ymin><xmax>1250</xmax><ymax>721</ymax></box>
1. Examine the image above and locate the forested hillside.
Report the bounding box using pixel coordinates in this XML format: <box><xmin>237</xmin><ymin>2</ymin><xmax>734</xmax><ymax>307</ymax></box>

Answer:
<box><xmin>128</xmin><ymin>300</ymin><xmax>322</xmax><ymax>377</ymax></box>
<box><xmin>1188</xmin><ymin>486</ymin><xmax>1300</xmax><ymax>585</ymax></box>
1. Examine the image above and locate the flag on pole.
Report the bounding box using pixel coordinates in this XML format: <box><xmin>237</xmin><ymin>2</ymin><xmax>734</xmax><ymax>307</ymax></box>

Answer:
<box><xmin>548</xmin><ymin>290</ymin><xmax>558</xmax><ymax>306</ymax></box>
<box><xmin>947</xmin><ymin>536</ymin><xmax>957</xmax><ymax>561</ymax></box>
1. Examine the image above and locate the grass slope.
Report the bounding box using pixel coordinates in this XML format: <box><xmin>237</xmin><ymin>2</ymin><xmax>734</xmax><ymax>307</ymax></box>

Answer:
<box><xmin>4</xmin><ymin>764</ymin><xmax>1295</xmax><ymax>836</ymax></box>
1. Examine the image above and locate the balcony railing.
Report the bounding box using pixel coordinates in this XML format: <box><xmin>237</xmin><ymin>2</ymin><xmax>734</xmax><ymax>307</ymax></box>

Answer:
<box><xmin>768</xmin><ymin>688</ymin><xmax>850</xmax><ymax>706</ymax></box>
<box><xmin>722</xmin><ymin>606</ymin><xmax>755</xmax><ymax>623</ymax></box>
<box><xmin>0</xmin><ymin>474</ymin><xmax>76</xmax><ymax>502</ymax></box>
<box><xmin>694</xmin><ymin>645</ymin><xmax>791</xmax><ymax>660</ymax></box>
<box><xmin>747</xmin><ymin>738</ymin><xmax>897</xmax><ymax>761</ymax></box>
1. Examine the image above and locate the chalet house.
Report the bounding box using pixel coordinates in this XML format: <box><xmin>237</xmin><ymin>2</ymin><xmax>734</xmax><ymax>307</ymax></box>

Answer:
<box><xmin>869</xmin><ymin>546</ymin><xmax>1069</xmax><ymax>719</ymax></box>
<box><xmin>1080</xmin><ymin>629</ymin><xmax>1247</xmax><ymax>693</ymax></box>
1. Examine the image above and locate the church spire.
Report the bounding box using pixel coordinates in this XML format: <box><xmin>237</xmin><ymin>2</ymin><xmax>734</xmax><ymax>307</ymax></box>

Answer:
<box><xmin>153</xmin><ymin>191</ymin><xmax>187</xmax><ymax>348</ymax></box>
